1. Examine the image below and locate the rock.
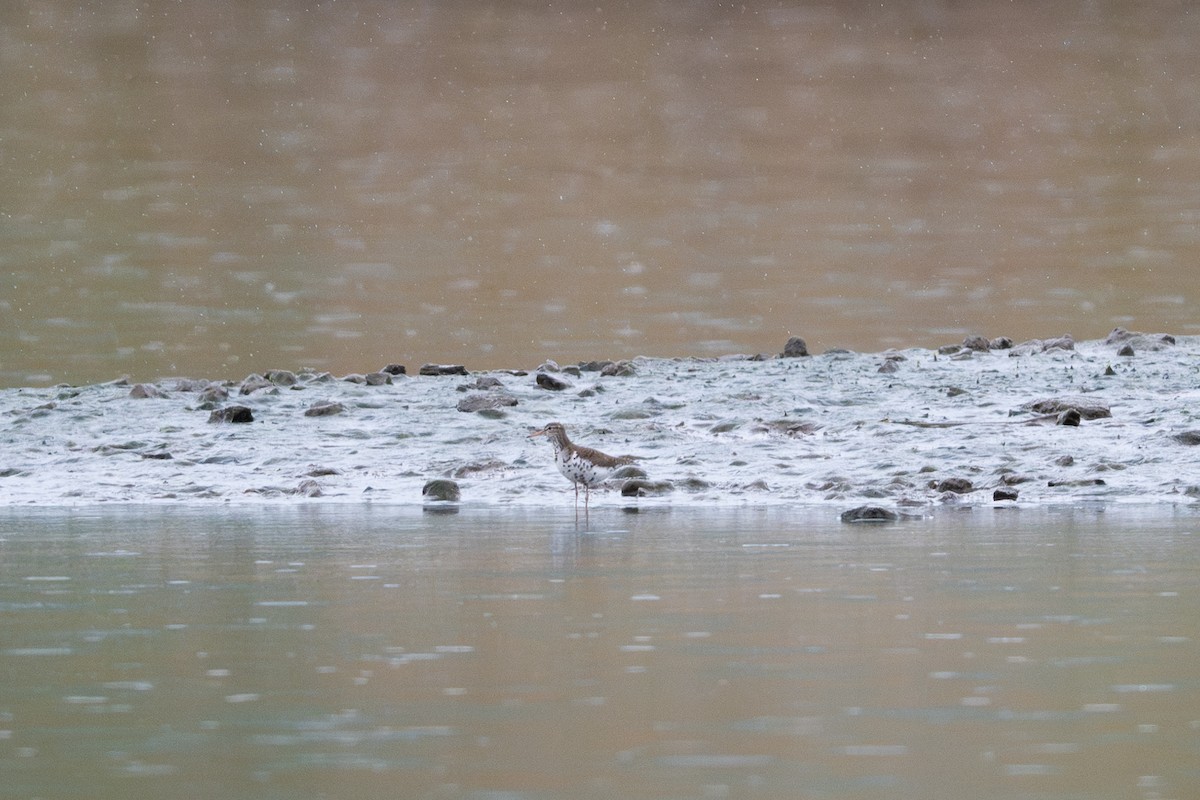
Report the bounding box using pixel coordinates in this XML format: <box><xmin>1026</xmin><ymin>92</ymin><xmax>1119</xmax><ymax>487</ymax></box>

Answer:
<box><xmin>621</xmin><ymin>479</ymin><xmax>673</xmax><ymax>497</ymax></box>
<box><xmin>1027</xmin><ymin>398</ymin><xmax>1111</xmax><ymax>420</ymax></box>
<box><xmin>341</xmin><ymin>374</ymin><xmax>367</xmax><ymax>384</ymax></box>
<box><xmin>1103</xmin><ymin>365</ymin><xmax>1117</xmax><ymax>376</ymax></box>
<box><xmin>198</xmin><ymin>385</ymin><xmax>230</xmax><ymax>404</ymax></box>
<box><xmin>993</xmin><ymin>488</ymin><xmax>1019</xmax><ymax>501</ymax></box>
<box><xmin>239</xmin><ymin>374</ymin><xmax>274</xmax><ymax>395</ymax></box>
<box><xmin>294</xmin><ymin>479</ymin><xmax>323</xmax><ymax>497</ymax></box>
<box><xmin>536</xmin><ymin>372</ymin><xmax>570</xmax><ymax>391</ymax></box>
<box><xmin>364</xmin><ymin>372</ymin><xmax>392</xmax><ymax>386</ymax></box>
<box><xmin>600</xmin><ymin>360</ymin><xmax>636</xmax><ymax>377</ymax></box>
<box><xmin>962</xmin><ymin>334</ymin><xmax>991</xmax><ymax>352</ymax></box>
<box><xmin>304</xmin><ymin>402</ymin><xmax>346</xmax><ymax>417</ymax></box>
<box><xmin>1106</xmin><ymin>327</ymin><xmax>1176</xmax><ymax>352</ymax></box>
<box><xmin>456</xmin><ymin>393</ymin><xmax>518</xmax><ymax>413</ymax></box>
<box><xmin>611</xmin><ymin>464</ymin><xmax>647</xmax><ymax>480</ymax></box>
<box><xmin>1172</xmin><ymin>431</ymin><xmax>1200</xmax><ymax>446</ymax></box>
<box><xmin>1048</xmin><ymin>478</ymin><xmax>1106</xmax><ymax>487</ymax></box>
<box><xmin>459</xmin><ymin>376</ymin><xmax>505</xmax><ymax>391</ymax></box>
<box><xmin>934</xmin><ymin>477</ymin><xmax>973</xmax><ymax>494</ymax></box>
<box><xmin>580</xmin><ymin>360</ymin><xmax>614</xmax><ymax>372</ymax></box>
<box><xmin>1009</xmin><ymin>335</ymin><xmax>1075</xmax><ymax>356</ymax></box>
<box><xmin>208</xmin><ymin>406</ymin><xmax>254</xmax><ymax>424</ymax></box>
<box><xmin>140</xmin><ymin>450</ymin><xmax>173</xmax><ymax>460</ymax></box>
<box><xmin>990</xmin><ymin>336</ymin><xmax>1014</xmax><ymax>350</ymax></box>
<box><xmin>878</xmin><ymin>357</ymin><xmax>902</xmax><ymax>374</ymax></box>
<box><xmin>946</xmin><ymin>386</ymin><xmax>967</xmax><ymax>397</ymax></box>
<box><xmin>172</xmin><ymin>378</ymin><xmax>213</xmax><ymax>392</ymax></box>
<box><xmin>1055</xmin><ymin>455</ymin><xmax>1075</xmax><ymax>466</ymax></box>
<box><xmin>265</xmin><ymin>369</ymin><xmax>297</xmax><ymax>386</ymax></box>
<box><xmin>781</xmin><ymin>336</ymin><xmax>809</xmax><ymax>357</ymax></box>
<box><xmin>1056</xmin><ymin>408</ymin><xmax>1081</xmax><ymax>427</ymax></box>
<box><xmin>380</xmin><ymin>363</ymin><xmax>407</xmax><ymax>375</ymax></box>
<box><xmin>937</xmin><ymin>344</ymin><xmax>961</xmax><ymax>355</ymax></box>
<box><xmin>129</xmin><ymin>383</ymin><xmax>166</xmax><ymax>399</ymax></box>
<box><xmin>419</xmin><ymin>364</ymin><xmax>468</xmax><ymax>376</ymax></box>
<box><xmin>422</xmin><ymin>479</ymin><xmax>461</xmax><ymax>502</ymax></box>
<box><xmin>840</xmin><ymin>505</ymin><xmax>898</xmax><ymax>523</ymax></box>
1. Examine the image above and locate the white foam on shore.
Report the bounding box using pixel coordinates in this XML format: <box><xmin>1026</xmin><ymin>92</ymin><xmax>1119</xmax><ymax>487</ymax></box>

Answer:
<box><xmin>1</xmin><ymin>336</ymin><xmax>1197</xmax><ymax>509</ymax></box>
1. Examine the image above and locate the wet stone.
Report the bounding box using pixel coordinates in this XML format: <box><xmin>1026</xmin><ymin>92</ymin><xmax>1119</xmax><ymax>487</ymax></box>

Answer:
<box><xmin>934</xmin><ymin>477</ymin><xmax>973</xmax><ymax>494</ymax></box>
<box><xmin>536</xmin><ymin>372</ymin><xmax>571</xmax><ymax>391</ymax></box>
<box><xmin>962</xmin><ymin>334</ymin><xmax>991</xmax><ymax>352</ymax></box>
<box><xmin>422</xmin><ymin>479</ymin><xmax>461</xmax><ymax>502</ymax></box>
<box><xmin>380</xmin><ymin>363</ymin><xmax>407</xmax><ymax>376</ymax></box>
<box><xmin>1118</xmin><ymin>343</ymin><xmax>1136</xmax><ymax>357</ymax></box>
<box><xmin>239</xmin><ymin>375</ymin><xmax>275</xmax><ymax>395</ymax></box>
<box><xmin>304</xmin><ymin>402</ymin><xmax>346</xmax><ymax>417</ymax></box>
<box><xmin>265</xmin><ymin>369</ymin><xmax>298</xmax><ymax>386</ymax></box>
<box><xmin>1056</xmin><ymin>408</ymin><xmax>1081</xmax><ymax>427</ymax></box>
<box><xmin>456</xmin><ymin>393</ymin><xmax>518</xmax><ymax>413</ymax></box>
<box><xmin>129</xmin><ymin>383</ymin><xmax>166</xmax><ymax>399</ymax></box>
<box><xmin>579</xmin><ymin>360</ymin><xmax>614</xmax><ymax>372</ymax></box>
<box><xmin>840</xmin><ymin>505</ymin><xmax>899</xmax><ymax>523</ymax></box>
<box><xmin>601</xmin><ymin>360</ymin><xmax>636</xmax><ymax>377</ymax></box>
<box><xmin>419</xmin><ymin>364</ymin><xmax>468</xmax><ymax>376</ymax></box>
<box><xmin>781</xmin><ymin>336</ymin><xmax>809</xmax><ymax>357</ymax></box>
<box><xmin>621</xmin><ymin>479</ymin><xmax>673</xmax><ymax>497</ymax></box>
<box><xmin>208</xmin><ymin>406</ymin><xmax>254</xmax><ymax>424</ymax></box>
<box><xmin>294</xmin><ymin>479</ymin><xmax>323</xmax><ymax>497</ymax></box>
<box><xmin>364</xmin><ymin>372</ymin><xmax>392</xmax><ymax>386</ymax></box>
<box><xmin>1027</xmin><ymin>397</ymin><xmax>1111</xmax><ymax>420</ymax></box>
<box><xmin>993</xmin><ymin>488</ymin><xmax>1019</xmax><ymax>501</ymax></box>
<box><xmin>1172</xmin><ymin>431</ymin><xmax>1200</xmax><ymax>446</ymax></box>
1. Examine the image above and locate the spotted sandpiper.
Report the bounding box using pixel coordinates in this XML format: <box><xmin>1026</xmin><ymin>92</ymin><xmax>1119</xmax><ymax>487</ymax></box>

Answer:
<box><xmin>530</xmin><ymin>422</ymin><xmax>636</xmax><ymax>514</ymax></box>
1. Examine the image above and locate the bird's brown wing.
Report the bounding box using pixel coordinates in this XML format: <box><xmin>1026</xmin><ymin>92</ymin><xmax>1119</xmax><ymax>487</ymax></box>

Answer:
<box><xmin>573</xmin><ymin>444</ymin><xmax>636</xmax><ymax>468</ymax></box>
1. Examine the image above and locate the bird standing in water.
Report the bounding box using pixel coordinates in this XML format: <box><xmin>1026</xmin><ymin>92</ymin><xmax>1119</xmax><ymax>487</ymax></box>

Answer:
<box><xmin>530</xmin><ymin>422</ymin><xmax>635</xmax><ymax>515</ymax></box>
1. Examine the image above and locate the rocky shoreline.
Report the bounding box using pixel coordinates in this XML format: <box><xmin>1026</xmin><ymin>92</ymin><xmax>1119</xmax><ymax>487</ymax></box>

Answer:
<box><xmin>1</xmin><ymin>329</ymin><xmax>1197</xmax><ymax>512</ymax></box>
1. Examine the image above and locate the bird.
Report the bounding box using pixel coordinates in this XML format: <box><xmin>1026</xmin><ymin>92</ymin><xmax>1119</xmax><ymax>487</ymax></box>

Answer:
<box><xmin>530</xmin><ymin>422</ymin><xmax>636</xmax><ymax>514</ymax></box>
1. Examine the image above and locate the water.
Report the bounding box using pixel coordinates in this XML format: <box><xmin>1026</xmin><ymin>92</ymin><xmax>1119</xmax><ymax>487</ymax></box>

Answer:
<box><xmin>1</xmin><ymin>505</ymin><xmax>1197</xmax><ymax>799</ymax></box>
<box><xmin>4</xmin><ymin>1</ymin><xmax>1200</xmax><ymax>387</ymax></box>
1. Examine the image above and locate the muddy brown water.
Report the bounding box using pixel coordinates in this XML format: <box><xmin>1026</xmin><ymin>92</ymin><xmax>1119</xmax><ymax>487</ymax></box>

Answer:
<box><xmin>3</xmin><ymin>2</ymin><xmax>1198</xmax><ymax>387</ymax></box>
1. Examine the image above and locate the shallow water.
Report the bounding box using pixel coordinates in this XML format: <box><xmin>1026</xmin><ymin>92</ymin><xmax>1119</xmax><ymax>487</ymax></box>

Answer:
<box><xmin>1</xmin><ymin>505</ymin><xmax>1197</xmax><ymax>800</ymax></box>
<box><xmin>4</xmin><ymin>1</ymin><xmax>1200</xmax><ymax>387</ymax></box>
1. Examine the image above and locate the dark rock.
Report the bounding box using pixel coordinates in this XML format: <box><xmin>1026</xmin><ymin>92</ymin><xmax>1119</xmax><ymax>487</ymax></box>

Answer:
<box><xmin>172</xmin><ymin>378</ymin><xmax>213</xmax><ymax>392</ymax></box>
<box><xmin>946</xmin><ymin>386</ymin><xmax>968</xmax><ymax>397</ymax></box>
<box><xmin>990</xmin><ymin>336</ymin><xmax>1014</xmax><ymax>350</ymax></box>
<box><xmin>459</xmin><ymin>376</ymin><xmax>505</xmax><ymax>391</ymax></box>
<box><xmin>265</xmin><ymin>369</ymin><xmax>297</xmax><ymax>386</ymax></box>
<box><xmin>422</xmin><ymin>479</ymin><xmax>461</xmax><ymax>502</ymax></box>
<box><xmin>934</xmin><ymin>477</ymin><xmax>973</xmax><ymax>494</ymax></box>
<box><xmin>1054</xmin><ymin>455</ymin><xmax>1075</xmax><ymax>466</ymax></box>
<box><xmin>1056</xmin><ymin>408</ymin><xmax>1081</xmax><ymax>427</ymax></box>
<box><xmin>781</xmin><ymin>336</ymin><xmax>809</xmax><ymax>357</ymax></box>
<box><xmin>993</xmin><ymin>488</ymin><xmax>1019</xmax><ymax>501</ymax></box>
<box><xmin>341</xmin><ymin>374</ymin><xmax>367</xmax><ymax>384</ymax></box>
<box><xmin>239</xmin><ymin>375</ymin><xmax>274</xmax><ymax>395</ymax></box>
<box><xmin>537</xmin><ymin>359</ymin><xmax>561</xmax><ymax>372</ymax></box>
<box><xmin>562</xmin><ymin>365</ymin><xmax>582</xmax><ymax>377</ymax></box>
<box><xmin>380</xmin><ymin>363</ymin><xmax>407</xmax><ymax>375</ymax></box>
<box><xmin>600</xmin><ymin>360</ymin><xmax>636</xmax><ymax>377</ymax></box>
<box><xmin>580</xmin><ymin>360</ymin><xmax>615</xmax><ymax>372</ymax></box>
<box><xmin>1048</xmin><ymin>478</ymin><xmax>1106</xmax><ymax>487</ymax></box>
<box><xmin>840</xmin><ymin>505</ymin><xmax>899</xmax><ymax>523</ymax></box>
<box><xmin>129</xmin><ymin>383</ymin><xmax>166</xmax><ymax>399</ymax></box>
<box><xmin>679</xmin><ymin>477</ymin><xmax>712</xmax><ymax>492</ymax></box>
<box><xmin>962</xmin><ymin>335</ymin><xmax>991</xmax><ymax>352</ymax></box>
<box><xmin>304</xmin><ymin>402</ymin><xmax>346</xmax><ymax>417</ymax></box>
<box><xmin>937</xmin><ymin>344</ymin><xmax>961</xmax><ymax>355</ymax></box>
<box><xmin>621</xmin><ymin>479</ymin><xmax>673</xmax><ymax>497</ymax></box>
<box><xmin>1027</xmin><ymin>398</ymin><xmax>1111</xmax><ymax>420</ymax></box>
<box><xmin>306</xmin><ymin>466</ymin><xmax>341</xmax><ymax>477</ymax></box>
<box><xmin>294</xmin><ymin>479</ymin><xmax>323</xmax><ymax>497</ymax></box>
<box><xmin>1117</xmin><ymin>343</ymin><xmax>1135</xmax><ymax>357</ymax></box>
<box><xmin>1009</xmin><ymin>335</ymin><xmax>1075</xmax><ymax>356</ymax></box>
<box><xmin>1104</xmin><ymin>365</ymin><xmax>1117</xmax><ymax>376</ymax></box>
<box><xmin>456</xmin><ymin>393</ymin><xmax>518</xmax><ymax>413</ymax></box>
<box><xmin>611</xmin><ymin>464</ymin><xmax>647</xmax><ymax>480</ymax></box>
<box><xmin>536</xmin><ymin>372</ymin><xmax>570</xmax><ymax>391</ymax></box>
<box><xmin>1172</xmin><ymin>431</ymin><xmax>1200</xmax><ymax>446</ymax></box>
<box><xmin>364</xmin><ymin>372</ymin><xmax>392</xmax><ymax>386</ymax></box>
<box><xmin>208</xmin><ymin>406</ymin><xmax>254</xmax><ymax>424</ymax></box>
<box><xmin>198</xmin><ymin>385</ymin><xmax>230</xmax><ymax>404</ymax></box>
<box><xmin>419</xmin><ymin>364</ymin><xmax>468</xmax><ymax>376</ymax></box>
<box><xmin>878</xmin><ymin>357</ymin><xmax>902</xmax><ymax>374</ymax></box>
<box><xmin>140</xmin><ymin>451</ymin><xmax>173</xmax><ymax>460</ymax></box>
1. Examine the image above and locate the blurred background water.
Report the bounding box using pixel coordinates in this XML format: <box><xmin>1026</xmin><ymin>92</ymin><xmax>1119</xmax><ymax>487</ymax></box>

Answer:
<box><xmin>2</xmin><ymin>505</ymin><xmax>1198</xmax><ymax>799</ymax></box>
<box><xmin>2</xmin><ymin>1</ymin><xmax>1198</xmax><ymax>387</ymax></box>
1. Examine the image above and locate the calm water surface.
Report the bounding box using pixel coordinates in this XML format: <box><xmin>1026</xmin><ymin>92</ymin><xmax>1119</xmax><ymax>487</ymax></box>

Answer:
<box><xmin>3</xmin><ymin>2</ymin><xmax>1200</xmax><ymax>386</ymax></box>
<box><xmin>1</xmin><ymin>505</ymin><xmax>1197</xmax><ymax>799</ymax></box>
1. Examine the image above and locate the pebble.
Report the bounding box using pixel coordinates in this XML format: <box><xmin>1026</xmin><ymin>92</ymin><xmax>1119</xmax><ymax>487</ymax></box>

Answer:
<box><xmin>536</xmin><ymin>373</ymin><xmax>570</xmax><ymax>391</ymax></box>
<box><xmin>208</xmin><ymin>406</ymin><xmax>254</xmax><ymax>424</ymax></box>
<box><xmin>840</xmin><ymin>506</ymin><xmax>899</xmax><ymax>523</ymax></box>
<box><xmin>419</xmin><ymin>364</ymin><xmax>468</xmax><ymax>376</ymax></box>
<box><xmin>781</xmin><ymin>336</ymin><xmax>810</xmax><ymax>357</ymax></box>
<box><xmin>422</xmin><ymin>479</ymin><xmax>461</xmax><ymax>502</ymax></box>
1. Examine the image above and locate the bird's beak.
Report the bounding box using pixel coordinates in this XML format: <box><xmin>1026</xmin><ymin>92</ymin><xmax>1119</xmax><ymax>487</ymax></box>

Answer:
<box><xmin>528</xmin><ymin>427</ymin><xmax>546</xmax><ymax>438</ymax></box>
